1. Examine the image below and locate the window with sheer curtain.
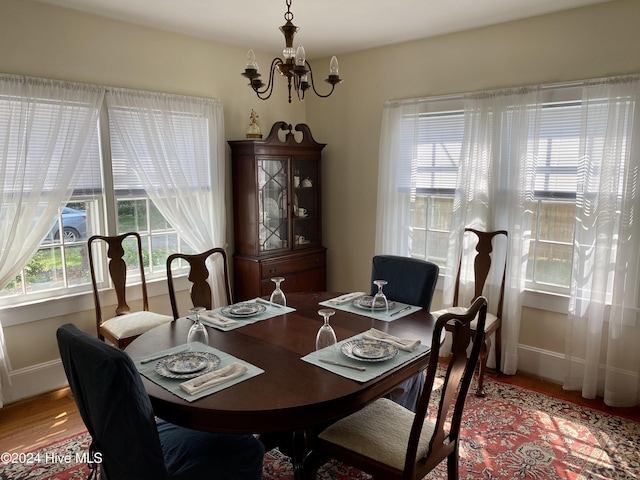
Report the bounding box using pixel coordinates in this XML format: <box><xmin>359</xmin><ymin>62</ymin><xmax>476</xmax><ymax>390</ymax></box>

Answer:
<box><xmin>386</xmin><ymin>94</ymin><xmax>586</xmax><ymax>296</ymax></box>
<box><xmin>377</xmin><ymin>75</ymin><xmax>640</xmax><ymax>406</ymax></box>
<box><xmin>0</xmin><ymin>82</ymin><xmax>225</xmax><ymax>306</ymax></box>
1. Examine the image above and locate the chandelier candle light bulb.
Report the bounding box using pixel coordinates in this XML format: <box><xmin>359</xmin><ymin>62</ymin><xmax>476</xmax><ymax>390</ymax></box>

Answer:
<box><xmin>246</xmin><ymin>49</ymin><xmax>258</xmax><ymax>71</ymax></box>
<box><xmin>295</xmin><ymin>45</ymin><xmax>306</xmax><ymax>66</ymax></box>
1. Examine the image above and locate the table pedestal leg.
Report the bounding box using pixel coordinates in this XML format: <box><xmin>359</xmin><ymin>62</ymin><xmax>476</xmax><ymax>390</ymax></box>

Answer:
<box><xmin>291</xmin><ymin>428</ymin><xmax>307</xmax><ymax>480</ymax></box>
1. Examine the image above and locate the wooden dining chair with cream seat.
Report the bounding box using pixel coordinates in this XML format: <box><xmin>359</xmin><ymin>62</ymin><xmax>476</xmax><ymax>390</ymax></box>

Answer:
<box><xmin>166</xmin><ymin>247</ymin><xmax>233</xmax><ymax>320</ymax></box>
<box><xmin>88</xmin><ymin>232</ymin><xmax>173</xmax><ymax>349</ymax></box>
<box><xmin>433</xmin><ymin>228</ymin><xmax>507</xmax><ymax>397</ymax></box>
<box><xmin>305</xmin><ymin>296</ymin><xmax>487</xmax><ymax>480</ymax></box>
<box><xmin>370</xmin><ymin>255</ymin><xmax>440</xmax><ymax>412</ymax></box>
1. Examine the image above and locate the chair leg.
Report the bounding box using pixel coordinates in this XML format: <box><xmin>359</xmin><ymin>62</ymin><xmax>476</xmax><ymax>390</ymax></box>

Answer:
<box><xmin>475</xmin><ymin>336</ymin><xmax>490</xmax><ymax>398</ymax></box>
<box><xmin>494</xmin><ymin>325</ymin><xmax>502</xmax><ymax>374</ymax></box>
<box><xmin>447</xmin><ymin>445</ymin><xmax>460</xmax><ymax>480</ymax></box>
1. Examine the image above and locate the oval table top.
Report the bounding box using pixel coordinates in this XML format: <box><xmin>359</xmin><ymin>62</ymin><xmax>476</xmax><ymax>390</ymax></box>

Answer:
<box><xmin>125</xmin><ymin>291</ymin><xmax>436</xmax><ymax>435</ymax></box>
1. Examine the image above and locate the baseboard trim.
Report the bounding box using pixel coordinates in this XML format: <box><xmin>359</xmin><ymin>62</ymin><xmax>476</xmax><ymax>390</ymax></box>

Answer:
<box><xmin>516</xmin><ymin>344</ymin><xmax>566</xmax><ymax>384</ymax></box>
<box><xmin>4</xmin><ymin>359</ymin><xmax>68</xmax><ymax>405</ymax></box>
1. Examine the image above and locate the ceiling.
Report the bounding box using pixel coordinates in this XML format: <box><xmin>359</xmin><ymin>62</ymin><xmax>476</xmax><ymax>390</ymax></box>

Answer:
<box><xmin>34</xmin><ymin>0</ymin><xmax>612</xmax><ymax>57</ymax></box>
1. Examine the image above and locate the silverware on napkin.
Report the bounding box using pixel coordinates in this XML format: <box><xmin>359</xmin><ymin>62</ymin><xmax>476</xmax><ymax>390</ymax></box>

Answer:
<box><xmin>180</xmin><ymin>363</ymin><xmax>248</xmax><ymax>395</ymax></box>
<box><xmin>199</xmin><ymin>312</ymin><xmax>237</xmax><ymax>326</ymax></box>
<box><xmin>362</xmin><ymin>328</ymin><xmax>421</xmax><ymax>351</ymax></box>
<box><xmin>329</xmin><ymin>292</ymin><xmax>367</xmax><ymax>305</ymax></box>
<box><xmin>319</xmin><ymin>358</ymin><xmax>366</xmax><ymax>371</ymax></box>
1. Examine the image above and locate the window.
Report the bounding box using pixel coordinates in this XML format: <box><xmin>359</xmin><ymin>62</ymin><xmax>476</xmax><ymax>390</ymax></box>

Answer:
<box><xmin>404</xmin><ymin>109</ymin><xmax>462</xmax><ymax>266</ymax></box>
<box><xmin>398</xmin><ymin>88</ymin><xmax>621</xmax><ymax>296</ymax></box>
<box><xmin>526</xmin><ymin>101</ymin><xmax>582</xmax><ymax>294</ymax></box>
<box><xmin>0</xmin><ymin>86</ymin><xmax>219</xmax><ymax>306</ymax></box>
<box><xmin>0</xmin><ymin>122</ymin><xmax>183</xmax><ymax>303</ymax></box>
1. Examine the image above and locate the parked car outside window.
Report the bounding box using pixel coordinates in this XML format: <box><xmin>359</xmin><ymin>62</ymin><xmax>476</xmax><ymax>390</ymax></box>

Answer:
<box><xmin>48</xmin><ymin>207</ymin><xmax>87</xmax><ymax>242</ymax></box>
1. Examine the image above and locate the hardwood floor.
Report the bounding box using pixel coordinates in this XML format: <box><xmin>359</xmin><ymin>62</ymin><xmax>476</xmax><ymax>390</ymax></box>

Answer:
<box><xmin>0</xmin><ymin>371</ymin><xmax>638</xmax><ymax>455</ymax></box>
<box><xmin>489</xmin><ymin>371</ymin><xmax>640</xmax><ymax>421</ymax></box>
<box><xmin>0</xmin><ymin>387</ymin><xmax>85</xmax><ymax>453</ymax></box>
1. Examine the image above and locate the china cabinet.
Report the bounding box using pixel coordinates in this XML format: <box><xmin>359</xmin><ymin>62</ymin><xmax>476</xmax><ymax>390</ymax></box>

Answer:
<box><xmin>229</xmin><ymin>122</ymin><xmax>327</xmax><ymax>301</ymax></box>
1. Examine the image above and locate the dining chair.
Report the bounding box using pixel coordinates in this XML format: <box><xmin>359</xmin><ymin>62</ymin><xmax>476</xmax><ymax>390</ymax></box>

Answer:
<box><xmin>370</xmin><ymin>255</ymin><xmax>440</xmax><ymax>411</ymax></box>
<box><xmin>370</xmin><ymin>255</ymin><xmax>440</xmax><ymax>310</ymax></box>
<box><xmin>56</xmin><ymin>323</ymin><xmax>264</xmax><ymax>480</ymax></box>
<box><xmin>166</xmin><ymin>247</ymin><xmax>233</xmax><ymax>320</ymax></box>
<box><xmin>88</xmin><ymin>232</ymin><xmax>172</xmax><ymax>349</ymax></box>
<box><xmin>433</xmin><ymin>228</ymin><xmax>507</xmax><ymax>397</ymax></box>
<box><xmin>305</xmin><ymin>296</ymin><xmax>487</xmax><ymax>480</ymax></box>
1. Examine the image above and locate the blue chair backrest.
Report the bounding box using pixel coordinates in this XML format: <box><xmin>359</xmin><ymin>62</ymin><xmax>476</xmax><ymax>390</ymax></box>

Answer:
<box><xmin>56</xmin><ymin>323</ymin><xmax>170</xmax><ymax>480</ymax></box>
<box><xmin>370</xmin><ymin>255</ymin><xmax>440</xmax><ymax>310</ymax></box>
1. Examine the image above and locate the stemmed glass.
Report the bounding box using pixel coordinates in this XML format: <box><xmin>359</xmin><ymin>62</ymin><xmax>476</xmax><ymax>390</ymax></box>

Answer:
<box><xmin>187</xmin><ymin>306</ymin><xmax>208</xmax><ymax>350</ymax></box>
<box><xmin>269</xmin><ymin>277</ymin><xmax>287</xmax><ymax>306</ymax></box>
<box><xmin>316</xmin><ymin>309</ymin><xmax>337</xmax><ymax>352</ymax></box>
<box><xmin>372</xmin><ymin>279</ymin><xmax>389</xmax><ymax>313</ymax></box>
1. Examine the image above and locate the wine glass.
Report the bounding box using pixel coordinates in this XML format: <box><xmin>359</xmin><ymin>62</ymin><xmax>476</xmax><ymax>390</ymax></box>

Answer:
<box><xmin>372</xmin><ymin>279</ymin><xmax>389</xmax><ymax>313</ymax></box>
<box><xmin>316</xmin><ymin>309</ymin><xmax>337</xmax><ymax>352</ymax></box>
<box><xmin>187</xmin><ymin>306</ymin><xmax>208</xmax><ymax>350</ymax></box>
<box><xmin>269</xmin><ymin>277</ymin><xmax>287</xmax><ymax>306</ymax></box>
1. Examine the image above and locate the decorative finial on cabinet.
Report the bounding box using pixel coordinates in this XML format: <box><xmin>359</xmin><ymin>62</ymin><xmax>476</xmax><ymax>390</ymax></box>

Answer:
<box><xmin>246</xmin><ymin>109</ymin><xmax>262</xmax><ymax>139</ymax></box>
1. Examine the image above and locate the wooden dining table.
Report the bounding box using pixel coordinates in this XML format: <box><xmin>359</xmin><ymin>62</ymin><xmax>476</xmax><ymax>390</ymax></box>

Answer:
<box><xmin>125</xmin><ymin>291</ymin><xmax>437</xmax><ymax>479</ymax></box>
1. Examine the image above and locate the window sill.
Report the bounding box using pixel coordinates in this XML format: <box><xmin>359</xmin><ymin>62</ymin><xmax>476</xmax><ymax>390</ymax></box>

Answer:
<box><xmin>522</xmin><ymin>289</ymin><xmax>570</xmax><ymax>315</ymax></box>
<box><xmin>0</xmin><ymin>276</ymin><xmax>190</xmax><ymax>328</ymax></box>
<box><xmin>435</xmin><ymin>276</ymin><xmax>570</xmax><ymax>315</ymax></box>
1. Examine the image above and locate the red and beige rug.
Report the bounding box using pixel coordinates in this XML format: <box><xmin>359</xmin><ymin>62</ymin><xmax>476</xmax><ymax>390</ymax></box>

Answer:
<box><xmin>2</xmin><ymin>372</ymin><xmax>639</xmax><ymax>480</ymax></box>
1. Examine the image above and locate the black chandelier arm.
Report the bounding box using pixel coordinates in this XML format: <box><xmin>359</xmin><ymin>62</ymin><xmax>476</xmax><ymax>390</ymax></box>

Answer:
<box><xmin>303</xmin><ymin>60</ymin><xmax>339</xmax><ymax>99</ymax></box>
<box><xmin>251</xmin><ymin>57</ymin><xmax>285</xmax><ymax>100</ymax></box>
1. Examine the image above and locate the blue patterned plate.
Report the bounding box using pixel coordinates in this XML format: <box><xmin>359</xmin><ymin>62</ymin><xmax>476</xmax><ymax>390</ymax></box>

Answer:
<box><xmin>341</xmin><ymin>339</ymin><xmax>398</xmax><ymax>362</ymax></box>
<box><xmin>221</xmin><ymin>302</ymin><xmax>267</xmax><ymax>317</ymax></box>
<box><xmin>155</xmin><ymin>352</ymin><xmax>221</xmax><ymax>379</ymax></box>
<box><xmin>353</xmin><ymin>296</ymin><xmax>396</xmax><ymax>311</ymax></box>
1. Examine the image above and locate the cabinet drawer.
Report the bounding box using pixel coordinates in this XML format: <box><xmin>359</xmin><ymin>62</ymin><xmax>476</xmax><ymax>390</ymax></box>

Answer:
<box><xmin>261</xmin><ymin>252</ymin><xmax>326</xmax><ymax>278</ymax></box>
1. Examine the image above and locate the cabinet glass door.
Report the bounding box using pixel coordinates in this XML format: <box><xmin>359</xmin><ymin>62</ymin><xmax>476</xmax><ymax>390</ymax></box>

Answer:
<box><xmin>293</xmin><ymin>159</ymin><xmax>319</xmax><ymax>247</ymax></box>
<box><xmin>258</xmin><ymin>157</ymin><xmax>288</xmax><ymax>251</ymax></box>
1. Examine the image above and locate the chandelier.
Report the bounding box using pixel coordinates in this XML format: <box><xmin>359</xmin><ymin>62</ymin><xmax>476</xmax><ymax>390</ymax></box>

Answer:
<box><xmin>241</xmin><ymin>0</ymin><xmax>342</xmax><ymax>103</ymax></box>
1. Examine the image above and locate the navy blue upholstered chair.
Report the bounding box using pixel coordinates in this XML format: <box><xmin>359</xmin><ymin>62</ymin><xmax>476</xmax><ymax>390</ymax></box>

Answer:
<box><xmin>371</xmin><ymin>255</ymin><xmax>440</xmax><ymax>310</ymax></box>
<box><xmin>56</xmin><ymin>323</ymin><xmax>264</xmax><ymax>480</ymax></box>
<box><xmin>370</xmin><ymin>255</ymin><xmax>440</xmax><ymax>411</ymax></box>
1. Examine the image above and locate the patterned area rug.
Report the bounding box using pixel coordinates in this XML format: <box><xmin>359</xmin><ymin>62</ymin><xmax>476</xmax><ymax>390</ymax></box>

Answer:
<box><xmin>2</xmin><ymin>372</ymin><xmax>639</xmax><ymax>480</ymax></box>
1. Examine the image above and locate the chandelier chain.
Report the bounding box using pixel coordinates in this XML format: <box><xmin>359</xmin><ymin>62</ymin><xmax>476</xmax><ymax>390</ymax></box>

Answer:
<box><xmin>284</xmin><ymin>0</ymin><xmax>293</xmax><ymax>23</ymax></box>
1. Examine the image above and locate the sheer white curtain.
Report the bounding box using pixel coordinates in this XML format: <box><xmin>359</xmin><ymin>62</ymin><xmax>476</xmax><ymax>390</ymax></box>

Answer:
<box><xmin>375</xmin><ymin>99</ymin><xmax>420</xmax><ymax>256</ymax></box>
<box><xmin>376</xmin><ymin>89</ymin><xmax>541</xmax><ymax>375</ymax></box>
<box><xmin>564</xmin><ymin>76</ymin><xmax>640</xmax><ymax>407</ymax></box>
<box><xmin>0</xmin><ymin>75</ymin><xmax>104</xmax><ymax>406</ymax></box>
<box><xmin>441</xmin><ymin>88</ymin><xmax>541</xmax><ymax>375</ymax></box>
<box><xmin>105</xmin><ymin>90</ymin><xmax>228</xmax><ymax>306</ymax></box>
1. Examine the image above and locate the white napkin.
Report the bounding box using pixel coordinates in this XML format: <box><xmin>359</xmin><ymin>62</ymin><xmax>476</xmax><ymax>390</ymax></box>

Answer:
<box><xmin>328</xmin><ymin>292</ymin><xmax>367</xmax><ymax>305</ymax></box>
<box><xmin>200</xmin><ymin>311</ymin><xmax>238</xmax><ymax>327</ymax></box>
<box><xmin>180</xmin><ymin>362</ymin><xmax>248</xmax><ymax>395</ymax></box>
<box><xmin>362</xmin><ymin>328</ymin><xmax>421</xmax><ymax>352</ymax></box>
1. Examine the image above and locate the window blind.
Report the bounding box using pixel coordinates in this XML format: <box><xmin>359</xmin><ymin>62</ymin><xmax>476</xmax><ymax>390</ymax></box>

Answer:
<box><xmin>0</xmin><ymin>95</ymin><xmax>101</xmax><ymax>195</ymax></box>
<box><xmin>108</xmin><ymin>107</ymin><xmax>211</xmax><ymax>195</ymax></box>
<box><xmin>398</xmin><ymin>110</ymin><xmax>464</xmax><ymax>194</ymax></box>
